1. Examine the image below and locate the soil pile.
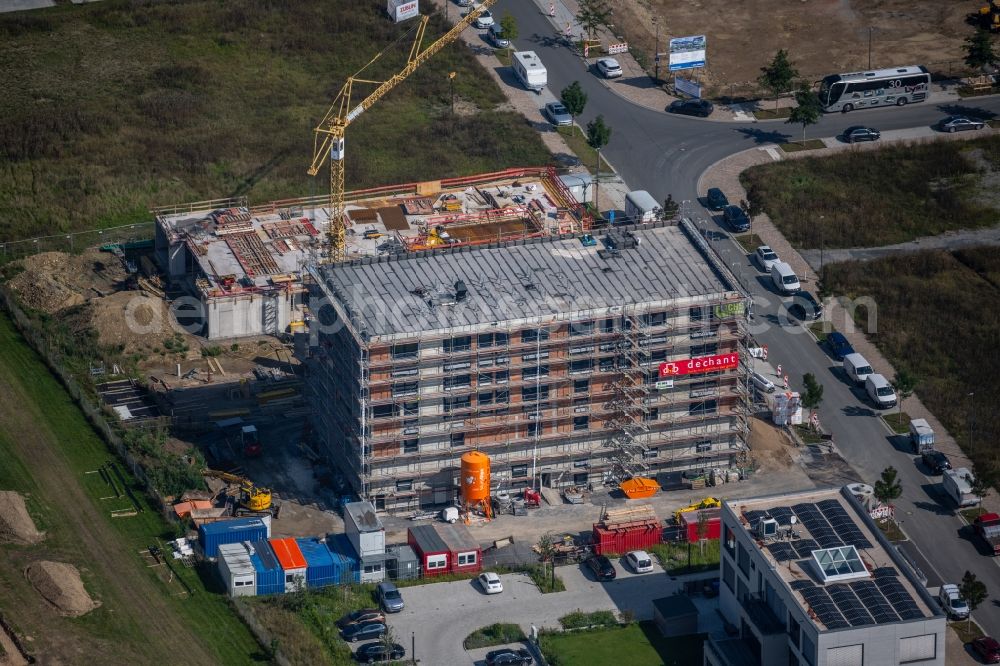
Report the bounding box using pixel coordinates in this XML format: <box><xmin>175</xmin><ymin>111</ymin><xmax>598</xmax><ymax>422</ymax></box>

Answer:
<box><xmin>25</xmin><ymin>561</ymin><xmax>100</xmax><ymax>617</ymax></box>
<box><xmin>7</xmin><ymin>250</ymin><xmax>128</xmax><ymax>315</ymax></box>
<box><xmin>0</xmin><ymin>491</ymin><xmax>44</xmax><ymax>545</ymax></box>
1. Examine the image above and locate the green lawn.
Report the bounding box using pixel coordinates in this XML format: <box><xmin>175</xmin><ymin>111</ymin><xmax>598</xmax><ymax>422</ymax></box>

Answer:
<box><xmin>557</xmin><ymin>125</ymin><xmax>614</xmax><ymax>175</ymax></box>
<box><xmin>649</xmin><ymin>540</ymin><xmax>720</xmax><ymax>575</ymax></box>
<box><xmin>950</xmin><ymin>620</ymin><xmax>985</xmax><ymax>644</ymax></box>
<box><xmin>0</xmin><ymin>312</ymin><xmax>263</xmax><ymax>664</ymax></box>
<box><xmin>883</xmin><ymin>411</ymin><xmax>912</xmax><ymax>435</ymax></box>
<box><xmin>733</xmin><ymin>233</ymin><xmax>766</xmax><ymax>252</ymax></box>
<box><xmin>0</xmin><ymin>0</ymin><xmax>549</xmax><ymax>240</ymax></box>
<box><xmin>779</xmin><ymin>139</ymin><xmax>826</xmax><ymax>153</ymax></box>
<box><xmin>753</xmin><ymin>107</ymin><xmax>792</xmax><ymax>120</ymax></box>
<box><xmin>540</xmin><ymin>623</ymin><xmax>705</xmax><ymax>666</ymax></box>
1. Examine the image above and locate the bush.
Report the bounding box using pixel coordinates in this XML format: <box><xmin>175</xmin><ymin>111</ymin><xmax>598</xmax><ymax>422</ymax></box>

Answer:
<box><xmin>559</xmin><ymin>610</ymin><xmax>619</xmax><ymax>630</ymax></box>
<box><xmin>463</xmin><ymin>623</ymin><xmax>526</xmax><ymax>650</ymax></box>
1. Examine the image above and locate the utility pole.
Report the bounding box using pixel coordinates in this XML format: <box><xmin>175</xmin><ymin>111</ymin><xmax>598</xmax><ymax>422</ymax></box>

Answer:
<box><xmin>653</xmin><ymin>17</ymin><xmax>660</xmax><ymax>83</ymax></box>
<box><xmin>448</xmin><ymin>71</ymin><xmax>457</xmax><ymax>114</ymax></box>
<box><xmin>868</xmin><ymin>27</ymin><xmax>873</xmax><ymax>70</ymax></box>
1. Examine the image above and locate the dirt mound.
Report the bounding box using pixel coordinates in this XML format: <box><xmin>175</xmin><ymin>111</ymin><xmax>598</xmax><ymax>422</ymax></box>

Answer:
<box><xmin>7</xmin><ymin>250</ymin><xmax>128</xmax><ymax>315</ymax></box>
<box><xmin>0</xmin><ymin>491</ymin><xmax>44</xmax><ymax>545</ymax></box>
<box><xmin>88</xmin><ymin>290</ymin><xmax>188</xmax><ymax>353</ymax></box>
<box><xmin>25</xmin><ymin>561</ymin><xmax>99</xmax><ymax>617</ymax></box>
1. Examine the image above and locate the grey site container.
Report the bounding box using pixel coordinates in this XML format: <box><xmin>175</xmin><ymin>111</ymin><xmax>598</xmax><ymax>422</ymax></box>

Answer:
<box><xmin>385</xmin><ymin>544</ymin><xmax>420</xmax><ymax>581</ymax></box>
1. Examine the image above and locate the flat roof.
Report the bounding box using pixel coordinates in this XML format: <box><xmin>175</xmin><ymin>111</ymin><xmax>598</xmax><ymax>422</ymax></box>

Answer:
<box><xmin>346</xmin><ymin>501</ymin><xmax>384</xmax><ymax>532</ymax></box>
<box><xmin>409</xmin><ymin>523</ymin><xmax>479</xmax><ymax>554</ymax></box>
<box><xmin>729</xmin><ymin>487</ymin><xmax>935</xmax><ymax>631</ymax></box>
<box><xmin>315</xmin><ymin>220</ymin><xmax>742</xmax><ymax>341</ymax></box>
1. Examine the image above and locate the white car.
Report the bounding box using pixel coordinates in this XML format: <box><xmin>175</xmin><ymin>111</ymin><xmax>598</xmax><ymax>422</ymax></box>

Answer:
<box><xmin>625</xmin><ymin>550</ymin><xmax>653</xmax><ymax>574</ymax></box>
<box><xmin>755</xmin><ymin>245</ymin><xmax>779</xmax><ymax>272</ymax></box>
<box><xmin>596</xmin><ymin>58</ymin><xmax>623</xmax><ymax>78</ymax></box>
<box><xmin>473</xmin><ymin>9</ymin><xmax>494</xmax><ymax>28</ymax></box>
<box><xmin>478</xmin><ymin>572</ymin><xmax>503</xmax><ymax>594</ymax></box>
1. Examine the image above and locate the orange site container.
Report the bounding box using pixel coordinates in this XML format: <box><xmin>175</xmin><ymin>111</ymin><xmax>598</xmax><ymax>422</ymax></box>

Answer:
<box><xmin>269</xmin><ymin>537</ymin><xmax>307</xmax><ymax>570</ymax></box>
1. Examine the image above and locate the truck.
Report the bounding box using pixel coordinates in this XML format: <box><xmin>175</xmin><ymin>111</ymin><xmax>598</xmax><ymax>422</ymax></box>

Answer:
<box><xmin>511</xmin><ymin>51</ymin><xmax>547</xmax><ymax>93</ymax></box>
<box><xmin>241</xmin><ymin>425</ymin><xmax>261</xmax><ymax>457</ymax></box>
<box><xmin>974</xmin><ymin>513</ymin><xmax>1000</xmax><ymax>555</ymax></box>
<box><xmin>908</xmin><ymin>418</ymin><xmax>935</xmax><ymax>454</ymax></box>
<box><xmin>943</xmin><ymin>467</ymin><xmax>979</xmax><ymax>508</ymax></box>
<box><xmin>624</xmin><ymin>190</ymin><xmax>661</xmax><ymax>223</ymax></box>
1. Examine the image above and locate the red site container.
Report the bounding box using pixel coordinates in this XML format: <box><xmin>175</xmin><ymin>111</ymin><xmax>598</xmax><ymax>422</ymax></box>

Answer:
<box><xmin>679</xmin><ymin>508</ymin><xmax>722</xmax><ymax>542</ymax></box>
<box><xmin>592</xmin><ymin>520</ymin><xmax>662</xmax><ymax>555</ymax></box>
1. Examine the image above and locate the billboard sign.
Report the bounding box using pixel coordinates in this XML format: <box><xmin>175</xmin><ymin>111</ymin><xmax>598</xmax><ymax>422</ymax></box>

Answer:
<box><xmin>659</xmin><ymin>352</ymin><xmax>738</xmax><ymax>377</ymax></box>
<box><xmin>388</xmin><ymin>0</ymin><xmax>419</xmax><ymax>23</ymax></box>
<box><xmin>675</xmin><ymin>76</ymin><xmax>701</xmax><ymax>99</ymax></box>
<box><xmin>669</xmin><ymin>35</ymin><xmax>706</xmax><ymax>71</ymax></box>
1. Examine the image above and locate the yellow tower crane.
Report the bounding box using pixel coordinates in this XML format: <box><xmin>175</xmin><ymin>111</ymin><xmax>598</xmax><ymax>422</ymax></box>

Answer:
<box><xmin>308</xmin><ymin>2</ymin><xmax>499</xmax><ymax>262</ymax></box>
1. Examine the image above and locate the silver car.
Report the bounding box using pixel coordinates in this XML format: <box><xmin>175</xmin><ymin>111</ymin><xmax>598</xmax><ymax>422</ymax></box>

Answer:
<box><xmin>937</xmin><ymin>115</ymin><xmax>985</xmax><ymax>133</ymax></box>
<box><xmin>376</xmin><ymin>581</ymin><xmax>405</xmax><ymax>613</ymax></box>
<box><xmin>596</xmin><ymin>58</ymin><xmax>623</xmax><ymax>78</ymax></box>
<box><xmin>544</xmin><ymin>102</ymin><xmax>572</xmax><ymax>126</ymax></box>
<box><xmin>754</xmin><ymin>245</ymin><xmax>779</xmax><ymax>272</ymax></box>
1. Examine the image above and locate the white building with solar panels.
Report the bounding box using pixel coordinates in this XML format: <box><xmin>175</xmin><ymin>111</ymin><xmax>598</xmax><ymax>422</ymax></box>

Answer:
<box><xmin>707</xmin><ymin>487</ymin><xmax>945</xmax><ymax>666</ymax></box>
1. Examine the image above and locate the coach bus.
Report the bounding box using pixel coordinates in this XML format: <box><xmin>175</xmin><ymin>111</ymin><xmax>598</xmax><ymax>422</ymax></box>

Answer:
<box><xmin>818</xmin><ymin>65</ymin><xmax>931</xmax><ymax>113</ymax></box>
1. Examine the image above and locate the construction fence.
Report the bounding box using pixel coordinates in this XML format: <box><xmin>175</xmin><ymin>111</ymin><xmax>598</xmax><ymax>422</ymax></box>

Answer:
<box><xmin>0</xmin><ymin>221</ymin><xmax>156</xmax><ymax>262</ymax></box>
<box><xmin>0</xmin><ymin>285</ymin><xmax>174</xmax><ymax>523</ymax></box>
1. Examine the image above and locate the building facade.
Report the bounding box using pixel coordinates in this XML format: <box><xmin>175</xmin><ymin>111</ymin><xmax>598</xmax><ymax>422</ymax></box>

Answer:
<box><xmin>707</xmin><ymin>487</ymin><xmax>945</xmax><ymax>666</ymax></box>
<box><xmin>309</xmin><ymin>220</ymin><xmax>752</xmax><ymax>513</ymax></box>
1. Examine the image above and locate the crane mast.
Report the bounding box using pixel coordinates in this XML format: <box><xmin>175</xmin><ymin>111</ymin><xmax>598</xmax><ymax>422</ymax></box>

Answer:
<box><xmin>308</xmin><ymin>1</ymin><xmax>499</xmax><ymax>262</ymax></box>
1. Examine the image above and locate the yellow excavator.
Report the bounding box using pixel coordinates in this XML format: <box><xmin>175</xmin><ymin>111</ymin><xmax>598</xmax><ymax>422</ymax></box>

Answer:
<box><xmin>978</xmin><ymin>1</ymin><xmax>1000</xmax><ymax>31</ymax></box>
<box><xmin>203</xmin><ymin>470</ymin><xmax>273</xmax><ymax>513</ymax></box>
<box><xmin>673</xmin><ymin>496</ymin><xmax>722</xmax><ymax>524</ymax></box>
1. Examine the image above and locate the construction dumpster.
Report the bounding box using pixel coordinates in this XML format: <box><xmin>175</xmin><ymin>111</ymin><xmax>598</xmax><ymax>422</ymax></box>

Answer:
<box><xmin>592</xmin><ymin>504</ymin><xmax>662</xmax><ymax>556</ymax></box>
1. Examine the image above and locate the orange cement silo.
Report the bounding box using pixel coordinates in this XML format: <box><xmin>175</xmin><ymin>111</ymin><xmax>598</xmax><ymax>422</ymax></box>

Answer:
<box><xmin>460</xmin><ymin>450</ymin><xmax>492</xmax><ymax>520</ymax></box>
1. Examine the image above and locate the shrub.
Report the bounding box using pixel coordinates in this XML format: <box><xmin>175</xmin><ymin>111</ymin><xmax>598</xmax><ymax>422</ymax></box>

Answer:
<box><xmin>559</xmin><ymin>609</ymin><xmax>618</xmax><ymax>630</ymax></box>
<box><xmin>463</xmin><ymin>623</ymin><xmax>526</xmax><ymax>650</ymax></box>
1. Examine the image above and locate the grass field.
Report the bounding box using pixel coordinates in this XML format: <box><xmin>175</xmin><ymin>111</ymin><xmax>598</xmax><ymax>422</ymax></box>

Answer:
<box><xmin>649</xmin><ymin>540</ymin><xmax>720</xmax><ymax>575</ymax></box>
<box><xmin>824</xmin><ymin>247</ymin><xmax>1000</xmax><ymax>480</ymax></box>
<box><xmin>0</xmin><ymin>0</ymin><xmax>550</xmax><ymax>241</ymax></box>
<box><xmin>540</xmin><ymin>623</ymin><xmax>705</xmax><ymax>666</ymax></box>
<box><xmin>0</xmin><ymin>312</ymin><xmax>263</xmax><ymax>664</ymax></box>
<box><xmin>741</xmin><ymin>136</ymin><xmax>1000</xmax><ymax>248</ymax></box>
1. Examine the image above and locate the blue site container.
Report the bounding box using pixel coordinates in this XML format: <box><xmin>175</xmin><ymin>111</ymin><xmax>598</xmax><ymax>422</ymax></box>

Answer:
<box><xmin>250</xmin><ymin>540</ymin><xmax>284</xmax><ymax>596</ymax></box>
<box><xmin>199</xmin><ymin>518</ymin><xmax>269</xmax><ymax>558</ymax></box>
<box><xmin>296</xmin><ymin>537</ymin><xmax>336</xmax><ymax>589</ymax></box>
<box><xmin>328</xmin><ymin>533</ymin><xmax>361</xmax><ymax>584</ymax></box>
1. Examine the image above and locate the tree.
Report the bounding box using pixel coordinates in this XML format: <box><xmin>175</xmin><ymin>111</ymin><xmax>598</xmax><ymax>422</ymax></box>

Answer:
<box><xmin>961</xmin><ymin>570</ymin><xmax>988</xmax><ymax>631</ymax></box>
<box><xmin>786</xmin><ymin>82</ymin><xmax>821</xmax><ymax>144</ymax></box>
<box><xmin>576</xmin><ymin>0</ymin><xmax>611</xmax><ymax>41</ymax></box>
<box><xmin>740</xmin><ymin>188</ymin><xmax>764</xmax><ymax>237</ymax></box>
<box><xmin>971</xmin><ymin>463</ymin><xmax>996</xmax><ymax>516</ymax></box>
<box><xmin>662</xmin><ymin>195</ymin><xmax>679</xmax><ymax>219</ymax></box>
<box><xmin>873</xmin><ymin>466</ymin><xmax>903</xmax><ymax>506</ymax></box>
<box><xmin>499</xmin><ymin>12</ymin><xmax>518</xmax><ymax>58</ymax></box>
<box><xmin>560</xmin><ymin>81</ymin><xmax>588</xmax><ymax>123</ymax></box>
<box><xmin>965</xmin><ymin>28</ymin><xmax>998</xmax><ymax>72</ymax></box>
<box><xmin>801</xmin><ymin>373</ymin><xmax>824</xmax><ymax>417</ymax></box>
<box><xmin>536</xmin><ymin>533</ymin><xmax>558</xmax><ymax>591</ymax></box>
<box><xmin>890</xmin><ymin>370</ymin><xmax>917</xmax><ymax>425</ymax></box>
<box><xmin>758</xmin><ymin>49</ymin><xmax>798</xmax><ymax>110</ymax></box>
<box><xmin>586</xmin><ymin>115</ymin><xmax>612</xmax><ymax>212</ymax></box>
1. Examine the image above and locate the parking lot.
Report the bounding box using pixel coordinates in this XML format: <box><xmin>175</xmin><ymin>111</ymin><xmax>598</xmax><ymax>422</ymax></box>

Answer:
<box><xmin>373</xmin><ymin>557</ymin><xmax>683</xmax><ymax>665</ymax></box>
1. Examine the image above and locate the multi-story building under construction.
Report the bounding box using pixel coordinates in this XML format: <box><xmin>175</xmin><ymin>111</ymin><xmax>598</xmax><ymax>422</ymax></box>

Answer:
<box><xmin>309</xmin><ymin>219</ymin><xmax>752</xmax><ymax>513</ymax></box>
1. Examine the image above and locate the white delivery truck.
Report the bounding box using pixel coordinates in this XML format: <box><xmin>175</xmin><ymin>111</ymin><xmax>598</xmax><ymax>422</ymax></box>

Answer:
<box><xmin>908</xmin><ymin>418</ymin><xmax>935</xmax><ymax>454</ymax></box>
<box><xmin>943</xmin><ymin>467</ymin><xmax>979</xmax><ymax>508</ymax></box>
<box><xmin>512</xmin><ymin>51</ymin><xmax>547</xmax><ymax>93</ymax></box>
<box><xmin>625</xmin><ymin>190</ymin><xmax>660</xmax><ymax>223</ymax></box>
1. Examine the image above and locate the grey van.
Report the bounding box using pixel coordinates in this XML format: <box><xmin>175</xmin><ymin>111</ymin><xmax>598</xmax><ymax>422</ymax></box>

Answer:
<box><xmin>376</xmin><ymin>581</ymin><xmax>404</xmax><ymax>613</ymax></box>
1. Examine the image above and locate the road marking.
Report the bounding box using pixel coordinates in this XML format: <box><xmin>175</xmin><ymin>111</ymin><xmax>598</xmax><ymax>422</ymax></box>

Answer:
<box><xmin>763</xmin><ymin>147</ymin><xmax>781</xmax><ymax>161</ymax></box>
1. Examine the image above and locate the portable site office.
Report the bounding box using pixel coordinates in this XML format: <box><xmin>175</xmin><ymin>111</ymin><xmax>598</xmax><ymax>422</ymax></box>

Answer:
<box><xmin>408</xmin><ymin>523</ymin><xmax>482</xmax><ymax>576</ymax></box>
<box><xmin>218</xmin><ymin>542</ymin><xmax>256</xmax><ymax>597</ymax></box>
<box><xmin>269</xmin><ymin>537</ymin><xmax>307</xmax><ymax>592</ymax></box>
<box><xmin>249</xmin><ymin>539</ymin><xmax>284</xmax><ymax>596</ymax></box>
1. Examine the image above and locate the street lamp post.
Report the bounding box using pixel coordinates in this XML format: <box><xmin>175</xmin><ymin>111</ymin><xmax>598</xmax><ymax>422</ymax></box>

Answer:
<box><xmin>819</xmin><ymin>215</ymin><xmax>825</xmax><ymax>286</ymax></box>
<box><xmin>969</xmin><ymin>392</ymin><xmax>975</xmax><ymax>453</ymax></box>
<box><xmin>868</xmin><ymin>27</ymin><xmax>873</xmax><ymax>70</ymax></box>
<box><xmin>653</xmin><ymin>17</ymin><xmax>660</xmax><ymax>83</ymax></box>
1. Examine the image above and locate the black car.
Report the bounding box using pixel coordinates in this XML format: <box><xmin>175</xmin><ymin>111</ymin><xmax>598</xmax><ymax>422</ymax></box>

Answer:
<box><xmin>786</xmin><ymin>291</ymin><xmax>824</xmax><ymax>321</ymax></box>
<box><xmin>842</xmin><ymin>126</ymin><xmax>880</xmax><ymax>143</ymax></box>
<box><xmin>586</xmin><ymin>554</ymin><xmax>617</xmax><ymax>581</ymax></box>
<box><xmin>921</xmin><ymin>450</ymin><xmax>952</xmax><ymax>475</ymax></box>
<box><xmin>667</xmin><ymin>98</ymin><xmax>714</xmax><ymax>118</ymax></box>
<box><xmin>485</xmin><ymin>647</ymin><xmax>533</xmax><ymax>666</ymax></box>
<box><xmin>336</xmin><ymin>608</ymin><xmax>385</xmax><ymax>629</ymax></box>
<box><xmin>355</xmin><ymin>642</ymin><xmax>405</xmax><ymax>663</ymax></box>
<box><xmin>341</xmin><ymin>622</ymin><xmax>387</xmax><ymax>643</ymax></box>
<box><xmin>722</xmin><ymin>205</ymin><xmax>750</xmax><ymax>232</ymax></box>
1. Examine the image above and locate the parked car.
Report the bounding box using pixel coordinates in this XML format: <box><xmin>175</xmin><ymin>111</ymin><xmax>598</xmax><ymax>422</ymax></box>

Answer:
<box><xmin>625</xmin><ymin>550</ymin><xmax>654</xmax><ymax>573</ymax></box>
<box><xmin>751</xmin><ymin>371</ymin><xmax>776</xmax><ymax>394</ymax></box>
<box><xmin>937</xmin><ymin>115</ymin><xmax>985</xmax><ymax>133</ymax></box>
<box><xmin>754</xmin><ymin>245</ymin><xmax>779</xmax><ymax>272</ymax></box>
<box><xmin>595</xmin><ymin>57</ymin><xmax>623</xmax><ymax>78</ymax></box>
<box><xmin>842</xmin><ymin>126</ymin><xmax>880</xmax><ymax>143</ymax></box>
<box><xmin>939</xmin><ymin>583</ymin><xmax>970</xmax><ymax>620</ymax></box>
<box><xmin>341</xmin><ymin>621</ymin><xmax>387</xmax><ymax>643</ymax></box>
<box><xmin>586</xmin><ymin>554</ymin><xmax>617</xmax><ymax>581</ymax></box>
<box><xmin>825</xmin><ymin>332</ymin><xmax>855</xmax><ymax>361</ymax></box>
<box><xmin>543</xmin><ymin>101</ymin><xmax>572</xmax><ymax>126</ymax></box>
<box><xmin>722</xmin><ymin>205</ymin><xmax>750</xmax><ymax>232</ymax></box>
<box><xmin>473</xmin><ymin>9</ymin><xmax>494</xmax><ymax>28</ymax></box>
<box><xmin>705</xmin><ymin>187</ymin><xmax>729</xmax><ymax>211</ymax></box>
<box><xmin>478</xmin><ymin>571</ymin><xmax>504</xmax><ymax>594</ymax></box>
<box><xmin>787</xmin><ymin>291</ymin><xmax>824</xmax><ymax>321</ymax></box>
<box><xmin>488</xmin><ymin>23</ymin><xmax>509</xmax><ymax>48</ymax></box>
<box><xmin>667</xmin><ymin>98</ymin><xmax>714</xmax><ymax>117</ymax></box>
<box><xmin>486</xmin><ymin>647</ymin><xmax>533</xmax><ymax>665</ymax></box>
<box><xmin>376</xmin><ymin>581</ymin><xmax>404</xmax><ymax>613</ymax></box>
<box><xmin>336</xmin><ymin>608</ymin><xmax>385</xmax><ymax>629</ymax></box>
<box><xmin>355</xmin><ymin>642</ymin><xmax>405</xmax><ymax>663</ymax></box>
<box><xmin>972</xmin><ymin>637</ymin><xmax>1000</xmax><ymax>664</ymax></box>
<box><xmin>921</xmin><ymin>450</ymin><xmax>952</xmax><ymax>475</ymax></box>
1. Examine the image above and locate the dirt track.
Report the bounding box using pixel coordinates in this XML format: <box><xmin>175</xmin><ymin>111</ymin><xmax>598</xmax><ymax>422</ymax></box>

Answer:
<box><xmin>0</xmin><ymin>350</ymin><xmax>217</xmax><ymax>663</ymax></box>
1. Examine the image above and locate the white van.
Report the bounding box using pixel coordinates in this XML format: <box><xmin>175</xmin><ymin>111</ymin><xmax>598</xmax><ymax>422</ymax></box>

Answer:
<box><xmin>865</xmin><ymin>373</ymin><xmax>897</xmax><ymax>409</ymax></box>
<box><xmin>751</xmin><ymin>371</ymin><xmax>776</xmax><ymax>394</ymax></box>
<box><xmin>770</xmin><ymin>261</ymin><xmax>800</xmax><ymax>294</ymax></box>
<box><xmin>842</xmin><ymin>353</ymin><xmax>873</xmax><ymax>385</ymax></box>
<box><xmin>512</xmin><ymin>51</ymin><xmax>547</xmax><ymax>93</ymax></box>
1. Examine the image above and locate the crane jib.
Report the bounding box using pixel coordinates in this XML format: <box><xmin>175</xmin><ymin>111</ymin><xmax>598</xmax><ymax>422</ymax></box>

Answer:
<box><xmin>347</xmin><ymin>105</ymin><xmax>366</xmax><ymax>123</ymax></box>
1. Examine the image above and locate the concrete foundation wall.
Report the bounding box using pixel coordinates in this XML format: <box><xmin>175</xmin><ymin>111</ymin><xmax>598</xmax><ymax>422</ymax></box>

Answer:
<box><xmin>205</xmin><ymin>292</ymin><xmax>293</xmax><ymax>340</ymax></box>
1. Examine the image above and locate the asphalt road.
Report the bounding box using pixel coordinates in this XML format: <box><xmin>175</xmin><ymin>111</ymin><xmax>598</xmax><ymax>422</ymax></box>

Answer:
<box><xmin>494</xmin><ymin>0</ymin><xmax>1000</xmax><ymax>638</ymax></box>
